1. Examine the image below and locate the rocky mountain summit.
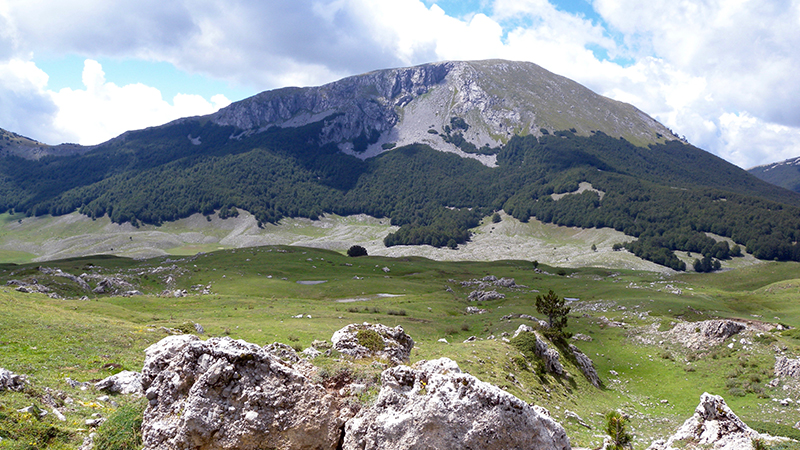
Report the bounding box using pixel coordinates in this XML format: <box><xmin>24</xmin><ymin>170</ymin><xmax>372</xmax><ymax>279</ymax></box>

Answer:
<box><xmin>210</xmin><ymin>60</ymin><xmax>677</xmax><ymax>165</ymax></box>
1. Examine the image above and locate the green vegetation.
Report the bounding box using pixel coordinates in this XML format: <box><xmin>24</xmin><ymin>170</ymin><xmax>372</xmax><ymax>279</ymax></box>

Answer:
<box><xmin>605</xmin><ymin>411</ymin><xmax>633</xmax><ymax>450</ymax></box>
<box><xmin>347</xmin><ymin>245</ymin><xmax>368</xmax><ymax>257</ymax></box>
<box><xmin>535</xmin><ymin>289</ymin><xmax>570</xmax><ymax>339</ymax></box>
<box><xmin>2</xmin><ymin>246</ymin><xmax>799</xmax><ymax>448</ymax></box>
<box><xmin>2</xmin><ymin>120</ymin><xmax>800</xmax><ymax>269</ymax></box>
<box><xmin>93</xmin><ymin>400</ymin><xmax>146</xmax><ymax>450</ymax></box>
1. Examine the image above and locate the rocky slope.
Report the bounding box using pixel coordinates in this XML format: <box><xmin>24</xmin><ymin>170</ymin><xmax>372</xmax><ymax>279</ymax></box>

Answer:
<box><xmin>210</xmin><ymin>60</ymin><xmax>677</xmax><ymax>166</ymax></box>
<box><xmin>748</xmin><ymin>156</ymin><xmax>800</xmax><ymax>193</ymax></box>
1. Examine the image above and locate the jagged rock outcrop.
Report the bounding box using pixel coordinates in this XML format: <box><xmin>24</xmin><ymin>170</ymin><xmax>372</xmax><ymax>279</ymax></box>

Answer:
<box><xmin>342</xmin><ymin>358</ymin><xmax>571</xmax><ymax>450</ymax></box>
<box><xmin>95</xmin><ymin>370</ymin><xmax>142</xmax><ymax>395</ymax></box>
<box><xmin>0</xmin><ymin>368</ymin><xmax>26</xmax><ymax>391</ymax></box>
<box><xmin>514</xmin><ymin>329</ymin><xmax>564</xmax><ymax>376</ymax></box>
<box><xmin>648</xmin><ymin>393</ymin><xmax>785</xmax><ymax>450</ymax></box>
<box><xmin>210</xmin><ymin>60</ymin><xmax>675</xmax><ymax>166</ymax></box>
<box><xmin>570</xmin><ymin>345</ymin><xmax>600</xmax><ymax>388</ymax></box>
<box><xmin>331</xmin><ymin>322</ymin><xmax>414</xmax><ymax>365</ymax></box>
<box><xmin>666</xmin><ymin>320</ymin><xmax>746</xmax><ymax>350</ymax></box>
<box><xmin>140</xmin><ymin>335</ymin><xmax>356</xmax><ymax>450</ymax></box>
<box><xmin>774</xmin><ymin>356</ymin><xmax>800</xmax><ymax>378</ymax></box>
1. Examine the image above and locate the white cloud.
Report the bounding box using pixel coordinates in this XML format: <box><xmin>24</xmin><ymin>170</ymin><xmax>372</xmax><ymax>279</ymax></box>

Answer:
<box><xmin>49</xmin><ymin>60</ymin><xmax>230</xmax><ymax>145</ymax></box>
<box><xmin>1</xmin><ymin>0</ymin><xmax>800</xmax><ymax>166</ymax></box>
<box><xmin>0</xmin><ymin>58</ymin><xmax>61</xmax><ymax>142</ymax></box>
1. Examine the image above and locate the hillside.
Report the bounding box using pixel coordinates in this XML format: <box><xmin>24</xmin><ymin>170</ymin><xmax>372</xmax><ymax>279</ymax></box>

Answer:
<box><xmin>2</xmin><ymin>247</ymin><xmax>800</xmax><ymax>448</ymax></box>
<box><xmin>749</xmin><ymin>156</ymin><xmax>800</xmax><ymax>193</ymax></box>
<box><xmin>1</xmin><ymin>60</ymin><xmax>800</xmax><ymax>269</ymax></box>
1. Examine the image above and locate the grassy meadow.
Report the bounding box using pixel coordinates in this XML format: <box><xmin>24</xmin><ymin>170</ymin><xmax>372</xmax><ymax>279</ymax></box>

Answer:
<box><xmin>1</xmin><ymin>244</ymin><xmax>800</xmax><ymax>449</ymax></box>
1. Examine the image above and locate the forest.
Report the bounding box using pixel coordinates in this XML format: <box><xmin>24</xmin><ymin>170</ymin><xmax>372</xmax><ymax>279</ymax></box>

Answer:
<box><xmin>1</xmin><ymin>118</ymin><xmax>799</xmax><ymax>270</ymax></box>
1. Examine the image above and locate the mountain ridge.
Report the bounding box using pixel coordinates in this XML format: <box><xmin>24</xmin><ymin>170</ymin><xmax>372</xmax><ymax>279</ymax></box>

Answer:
<box><xmin>748</xmin><ymin>156</ymin><xmax>800</xmax><ymax>193</ymax></box>
<box><xmin>208</xmin><ymin>60</ymin><xmax>678</xmax><ymax>165</ymax></box>
<box><xmin>1</xmin><ymin>59</ymin><xmax>800</xmax><ymax>269</ymax></box>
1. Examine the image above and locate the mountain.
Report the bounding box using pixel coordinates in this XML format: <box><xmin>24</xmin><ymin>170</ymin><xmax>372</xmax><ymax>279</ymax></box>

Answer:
<box><xmin>2</xmin><ymin>59</ymin><xmax>800</xmax><ymax>269</ymax></box>
<box><xmin>748</xmin><ymin>156</ymin><xmax>800</xmax><ymax>193</ymax></box>
<box><xmin>0</xmin><ymin>127</ymin><xmax>86</xmax><ymax>160</ymax></box>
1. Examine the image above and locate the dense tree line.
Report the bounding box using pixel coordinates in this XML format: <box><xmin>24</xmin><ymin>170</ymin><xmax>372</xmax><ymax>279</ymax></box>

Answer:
<box><xmin>1</xmin><ymin>120</ymin><xmax>800</xmax><ymax>267</ymax></box>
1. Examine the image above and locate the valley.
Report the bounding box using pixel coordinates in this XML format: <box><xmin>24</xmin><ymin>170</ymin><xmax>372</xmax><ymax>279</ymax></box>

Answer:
<box><xmin>1</xmin><ymin>244</ymin><xmax>799</xmax><ymax>448</ymax></box>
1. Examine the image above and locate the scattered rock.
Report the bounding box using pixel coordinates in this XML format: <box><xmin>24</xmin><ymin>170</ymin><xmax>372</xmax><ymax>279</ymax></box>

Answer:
<box><xmin>774</xmin><ymin>356</ymin><xmax>800</xmax><ymax>378</ymax></box>
<box><xmin>465</xmin><ymin>306</ymin><xmax>487</xmax><ymax>314</ymax></box>
<box><xmin>0</xmin><ymin>368</ymin><xmax>27</xmax><ymax>391</ymax></box>
<box><xmin>331</xmin><ymin>323</ymin><xmax>415</xmax><ymax>366</ymax></box>
<box><xmin>571</xmin><ymin>333</ymin><xmax>593</xmax><ymax>342</ymax></box>
<box><xmin>467</xmin><ymin>290</ymin><xmax>505</xmax><ymax>302</ymax></box>
<box><xmin>342</xmin><ymin>358</ymin><xmax>571</xmax><ymax>450</ymax></box>
<box><xmin>565</xmin><ymin>409</ymin><xmax>591</xmax><ymax>429</ymax></box>
<box><xmin>95</xmin><ymin>370</ymin><xmax>143</xmax><ymax>395</ymax></box>
<box><xmin>648</xmin><ymin>392</ymin><xmax>786</xmax><ymax>450</ymax></box>
<box><xmin>140</xmin><ymin>335</ymin><xmax>357</xmax><ymax>450</ymax></box>
<box><xmin>463</xmin><ymin>335</ymin><xmax>477</xmax><ymax>343</ymax></box>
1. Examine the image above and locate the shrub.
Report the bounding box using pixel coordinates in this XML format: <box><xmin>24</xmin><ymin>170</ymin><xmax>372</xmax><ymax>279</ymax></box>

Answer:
<box><xmin>605</xmin><ymin>411</ymin><xmax>633</xmax><ymax>450</ymax></box>
<box><xmin>347</xmin><ymin>245</ymin><xmax>368</xmax><ymax>257</ymax></box>
<box><xmin>356</xmin><ymin>329</ymin><xmax>384</xmax><ymax>353</ymax></box>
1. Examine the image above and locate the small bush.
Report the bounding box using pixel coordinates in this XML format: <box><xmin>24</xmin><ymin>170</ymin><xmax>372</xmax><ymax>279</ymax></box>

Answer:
<box><xmin>347</xmin><ymin>245</ymin><xmax>368</xmax><ymax>257</ymax></box>
<box><xmin>460</xmin><ymin>323</ymin><xmax>471</xmax><ymax>331</ymax></box>
<box><xmin>387</xmin><ymin>309</ymin><xmax>407</xmax><ymax>316</ymax></box>
<box><xmin>356</xmin><ymin>329</ymin><xmax>384</xmax><ymax>353</ymax></box>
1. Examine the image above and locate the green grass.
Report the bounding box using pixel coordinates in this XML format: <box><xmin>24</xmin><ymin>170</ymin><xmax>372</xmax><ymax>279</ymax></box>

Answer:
<box><xmin>1</xmin><ymin>245</ymin><xmax>800</xmax><ymax>448</ymax></box>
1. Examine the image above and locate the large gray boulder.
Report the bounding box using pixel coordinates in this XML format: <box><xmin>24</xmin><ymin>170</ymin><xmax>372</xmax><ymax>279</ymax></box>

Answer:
<box><xmin>666</xmin><ymin>320</ymin><xmax>746</xmax><ymax>350</ymax></box>
<box><xmin>648</xmin><ymin>392</ymin><xmax>785</xmax><ymax>450</ymax></box>
<box><xmin>331</xmin><ymin>323</ymin><xmax>414</xmax><ymax>366</ymax></box>
<box><xmin>342</xmin><ymin>358</ymin><xmax>571</xmax><ymax>450</ymax></box>
<box><xmin>95</xmin><ymin>370</ymin><xmax>143</xmax><ymax>395</ymax></box>
<box><xmin>140</xmin><ymin>335</ymin><xmax>356</xmax><ymax>450</ymax></box>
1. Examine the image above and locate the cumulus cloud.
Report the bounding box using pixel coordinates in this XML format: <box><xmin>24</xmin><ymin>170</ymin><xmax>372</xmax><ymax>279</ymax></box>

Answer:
<box><xmin>1</xmin><ymin>0</ymin><xmax>800</xmax><ymax>166</ymax></box>
<box><xmin>50</xmin><ymin>60</ymin><xmax>230</xmax><ymax>145</ymax></box>
<box><xmin>0</xmin><ymin>59</ymin><xmax>61</xmax><ymax>142</ymax></box>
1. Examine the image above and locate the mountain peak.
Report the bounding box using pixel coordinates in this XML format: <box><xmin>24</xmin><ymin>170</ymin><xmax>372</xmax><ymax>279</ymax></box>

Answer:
<box><xmin>210</xmin><ymin>60</ymin><xmax>677</xmax><ymax>166</ymax></box>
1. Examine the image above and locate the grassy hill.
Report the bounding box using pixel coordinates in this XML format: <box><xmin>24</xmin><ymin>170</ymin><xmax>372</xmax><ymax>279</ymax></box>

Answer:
<box><xmin>2</xmin><ymin>246</ymin><xmax>800</xmax><ymax>448</ymax></box>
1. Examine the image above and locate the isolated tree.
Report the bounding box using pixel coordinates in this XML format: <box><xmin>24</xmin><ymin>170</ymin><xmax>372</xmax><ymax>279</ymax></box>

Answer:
<box><xmin>535</xmin><ymin>290</ymin><xmax>570</xmax><ymax>337</ymax></box>
<box><xmin>347</xmin><ymin>245</ymin><xmax>368</xmax><ymax>257</ymax></box>
<box><xmin>605</xmin><ymin>411</ymin><xmax>633</xmax><ymax>450</ymax></box>
<box><xmin>492</xmin><ymin>212</ymin><xmax>501</xmax><ymax>223</ymax></box>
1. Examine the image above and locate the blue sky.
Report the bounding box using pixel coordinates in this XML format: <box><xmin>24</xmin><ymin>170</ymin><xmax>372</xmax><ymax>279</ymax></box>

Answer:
<box><xmin>2</xmin><ymin>0</ymin><xmax>800</xmax><ymax>169</ymax></box>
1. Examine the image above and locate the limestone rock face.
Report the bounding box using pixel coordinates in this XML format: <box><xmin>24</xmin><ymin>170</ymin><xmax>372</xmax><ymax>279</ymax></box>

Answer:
<box><xmin>140</xmin><ymin>336</ymin><xmax>355</xmax><ymax>450</ymax></box>
<box><xmin>570</xmin><ymin>345</ymin><xmax>600</xmax><ymax>387</ymax></box>
<box><xmin>210</xmin><ymin>60</ymin><xmax>675</xmax><ymax>167</ymax></box>
<box><xmin>666</xmin><ymin>320</ymin><xmax>746</xmax><ymax>350</ymax></box>
<box><xmin>648</xmin><ymin>392</ymin><xmax>782</xmax><ymax>450</ymax></box>
<box><xmin>331</xmin><ymin>322</ymin><xmax>414</xmax><ymax>366</ymax></box>
<box><xmin>774</xmin><ymin>356</ymin><xmax>800</xmax><ymax>378</ymax></box>
<box><xmin>342</xmin><ymin>358</ymin><xmax>571</xmax><ymax>450</ymax></box>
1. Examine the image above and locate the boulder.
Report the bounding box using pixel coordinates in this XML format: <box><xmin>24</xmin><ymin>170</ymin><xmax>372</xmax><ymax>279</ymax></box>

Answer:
<box><xmin>648</xmin><ymin>392</ymin><xmax>785</xmax><ymax>450</ymax></box>
<box><xmin>331</xmin><ymin>323</ymin><xmax>414</xmax><ymax>366</ymax></box>
<box><xmin>666</xmin><ymin>320</ymin><xmax>746</xmax><ymax>350</ymax></box>
<box><xmin>342</xmin><ymin>358</ymin><xmax>571</xmax><ymax>450</ymax></box>
<box><xmin>140</xmin><ymin>335</ymin><xmax>355</xmax><ymax>450</ymax></box>
<box><xmin>95</xmin><ymin>370</ymin><xmax>143</xmax><ymax>395</ymax></box>
<box><xmin>0</xmin><ymin>368</ymin><xmax>26</xmax><ymax>391</ymax></box>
